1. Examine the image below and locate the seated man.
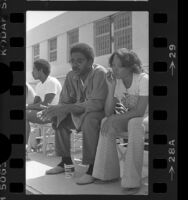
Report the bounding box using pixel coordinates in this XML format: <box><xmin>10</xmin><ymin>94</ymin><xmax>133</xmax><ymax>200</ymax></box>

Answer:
<box><xmin>26</xmin><ymin>59</ymin><xmax>62</xmax><ymax>149</ymax></box>
<box><xmin>92</xmin><ymin>48</ymin><xmax>148</xmax><ymax>189</ymax></box>
<box><xmin>41</xmin><ymin>43</ymin><xmax>108</xmax><ymax>185</ymax></box>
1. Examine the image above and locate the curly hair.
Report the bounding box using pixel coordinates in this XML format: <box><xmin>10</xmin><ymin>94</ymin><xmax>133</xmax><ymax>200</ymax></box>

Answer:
<box><xmin>34</xmin><ymin>59</ymin><xmax>51</xmax><ymax>76</ymax></box>
<box><xmin>70</xmin><ymin>43</ymin><xmax>95</xmax><ymax>63</ymax></box>
<box><xmin>109</xmin><ymin>48</ymin><xmax>143</xmax><ymax>74</ymax></box>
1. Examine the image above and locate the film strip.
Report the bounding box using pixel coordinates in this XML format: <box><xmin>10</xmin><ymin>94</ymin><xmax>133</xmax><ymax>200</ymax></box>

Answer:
<box><xmin>0</xmin><ymin>0</ymin><xmax>178</xmax><ymax>199</ymax></box>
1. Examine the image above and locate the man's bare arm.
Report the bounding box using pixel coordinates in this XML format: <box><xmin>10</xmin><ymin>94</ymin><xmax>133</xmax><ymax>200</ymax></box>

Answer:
<box><xmin>26</xmin><ymin>93</ymin><xmax>56</xmax><ymax>110</ymax></box>
<box><xmin>26</xmin><ymin>96</ymin><xmax>41</xmax><ymax>110</ymax></box>
<box><xmin>42</xmin><ymin>93</ymin><xmax>56</xmax><ymax>106</ymax></box>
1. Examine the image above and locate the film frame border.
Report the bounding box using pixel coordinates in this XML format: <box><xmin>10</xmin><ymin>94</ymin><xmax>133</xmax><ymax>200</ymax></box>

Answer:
<box><xmin>0</xmin><ymin>0</ymin><xmax>178</xmax><ymax>199</ymax></box>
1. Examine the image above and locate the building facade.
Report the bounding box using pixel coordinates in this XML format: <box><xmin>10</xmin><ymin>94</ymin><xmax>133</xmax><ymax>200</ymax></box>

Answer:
<box><xmin>26</xmin><ymin>11</ymin><xmax>148</xmax><ymax>88</ymax></box>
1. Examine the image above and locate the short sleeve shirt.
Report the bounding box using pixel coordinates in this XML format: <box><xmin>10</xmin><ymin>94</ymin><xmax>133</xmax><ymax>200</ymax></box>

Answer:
<box><xmin>114</xmin><ymin>73</ymin><xmax>148</xmax><ymax>116</ymax></box>
<box><xmin>35</xmin><ymin>76</ymin><xmax>62</xmax><ymax>105</ymax></box>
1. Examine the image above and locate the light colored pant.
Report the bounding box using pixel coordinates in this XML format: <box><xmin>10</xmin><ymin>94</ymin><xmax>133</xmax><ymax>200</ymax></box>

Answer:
<box><xmin>92</xmin><ymin>117</ymin><xmax>146</xmax><ymax>188</ymax></box>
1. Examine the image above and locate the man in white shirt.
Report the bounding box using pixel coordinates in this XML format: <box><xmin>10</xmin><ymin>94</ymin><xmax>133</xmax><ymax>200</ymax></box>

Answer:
<box><xmin>26</xmin><ymin>59</ymin><xmax>62</xmax><ymax>146</ymax></box>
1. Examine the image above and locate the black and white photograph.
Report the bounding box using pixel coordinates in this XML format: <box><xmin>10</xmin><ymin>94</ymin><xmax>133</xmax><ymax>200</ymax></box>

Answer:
<box><xmin>26</xmin><ymin>11</ymin><xmax>149</xmax><ymax>195</ymax></box>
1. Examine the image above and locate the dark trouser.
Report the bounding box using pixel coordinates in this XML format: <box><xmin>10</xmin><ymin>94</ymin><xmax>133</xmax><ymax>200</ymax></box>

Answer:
<box><xmin>55</xmin><ymin>111</ymin><xmax>105</xmax><ymax>165</ymax></box>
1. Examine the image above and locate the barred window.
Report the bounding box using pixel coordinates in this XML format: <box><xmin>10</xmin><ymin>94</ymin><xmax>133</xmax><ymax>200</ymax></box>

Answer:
<box><xmin>33</xmin><ymin>44</ymin><xmax>40</xmax><ymax>62</ymax></box>
<box><xmin>94</xmin><ymin>12</ymin><xmax>132</xmax><ymax>57</ymax></box>
<box><xmin>48</xmin><ymin>37</ymin><xmax>57</xmax><ymax>62</ymax></box>
<box><xmin>113</xmin><ymin>12</ymin><xmax>132</xmax><ymax>50</ymax></box>
<box><xmin>67</xmin><ymin>28</ymin><xmax>79</xmax><ymax>61</ymax></box>
<box><xmin>94</xmin><ymin>18</ymin><xmax>111</xmax><ymax>56</ymax></box>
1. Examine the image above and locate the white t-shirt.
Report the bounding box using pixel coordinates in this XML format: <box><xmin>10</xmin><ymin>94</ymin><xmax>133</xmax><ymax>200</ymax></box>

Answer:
<box><xmin>114</xmin><ymin>73</ymin><xmax>148</xmax><ymax>116</ymax></box>
<box><xmin>35</xmin><ymin>76</ymin><xmax>62</xmax><ymax>105</ymax></box>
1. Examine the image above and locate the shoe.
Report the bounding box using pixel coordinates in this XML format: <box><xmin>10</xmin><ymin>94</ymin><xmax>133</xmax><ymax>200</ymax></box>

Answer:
<box><xmin>121</xmin><ymin>178</ymin><xmax>141</xmax><ymax>189</ymax></box>
<box><xmin>45</xmin><ymin>166</ymin><xmax>65</xmax><ymax>175</ymax></box>
<box><xmin>94</xmin><ymin>178</ymin><xmax>120</xmax><ymax>184</ymax></box>
<box><xmin>76</xmin><ymin>174</ymin><xmax>95</xmax><ymax>185</ymax></box>
<box><xmin>122</xmin><ymin>187</ymin><xmax>140</xmax><ymax>195</ymax></box>
<box><xmin>121</xmin><ymin>178</ymin><xmax>140</xmax><ymax>194</ymax></box>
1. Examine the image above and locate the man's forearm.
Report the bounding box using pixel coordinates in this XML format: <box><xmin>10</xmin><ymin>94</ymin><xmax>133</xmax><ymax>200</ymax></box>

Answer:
<box><xmin>67</xmin><ymin>104</ymin><xmax>85</xmax><ymax>115</ymax></box>
<box><xmin>115</xmin><ymin>107</ymin><xmax>145</xmax><ymax>122</ymax></box>
<box><xmin>105</xmin><ymin>88</ymin><xmax>116</xmax><ymax>117</ymax></box>
<box><xmin>57</xmin><ymin>103</ymin><xmax>85</xmax><ymax>115</ymax></box>
<box><xmin>26</xmin><ymin>103</ymin><xmax>45</xmax><ymax>110</ymax></box>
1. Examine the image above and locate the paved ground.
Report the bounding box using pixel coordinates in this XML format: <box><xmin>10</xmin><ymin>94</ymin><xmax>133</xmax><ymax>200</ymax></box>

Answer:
<box><xmin>26</xmin><ymin>148</ymin><xmax>148</xmax><ymax>195</ymax></box>
<box><xmin>26</xmin><ymin>130</ymin><xmax>148</xmax><ymax>195</ymax></box>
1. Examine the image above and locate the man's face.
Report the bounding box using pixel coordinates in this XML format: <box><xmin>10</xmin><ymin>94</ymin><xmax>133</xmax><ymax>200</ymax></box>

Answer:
<box><xmin>32</xmin><ymin>66</ymin><xmax>39</xmax><ymax>80</ymax></box>
<box><xmin>111</xmin><ymin>54</ymin><xmax>130</xmax><ymax>79</ymax></box>
<box><xmin>69</xmin><ymin>52</ymin><xmax>92</xmax><ymax>76</ymax></box>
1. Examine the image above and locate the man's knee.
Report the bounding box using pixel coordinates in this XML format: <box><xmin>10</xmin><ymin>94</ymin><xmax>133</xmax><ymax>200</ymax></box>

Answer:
<box><xmin>56</xmin><ymin>114</ymin><xmax>74</xmax><ymax>131</ymax></box>
<box><xmin>82</xmin><ymin>112</ymin><xmax>103</xmax><ymax>129</ymax></box>
<box><xmin>128</xmin><ymin>117</ymin><xmax>144</xmax><ymax>131</ymax></box>
<box><xmin>142</xmin><ymin>116</ymin><xmax>148</xmax><ymax>132</ymax></box>
<box><xmin>26</xmin><ymin>110</ymin><xmax>32</xmax><ymax>121</ymax></box>
<box><xmin>100</xmin><ymin>117</ymin><xmax>108</xmax><ymax>128</ymax></box>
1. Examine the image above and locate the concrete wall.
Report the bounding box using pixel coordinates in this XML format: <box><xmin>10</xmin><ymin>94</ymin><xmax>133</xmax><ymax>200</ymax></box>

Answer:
<box><xmin>26</xmin><ymin>11</ymin><xmax>117</xmax><ymax>47</ymax></box>
<box><xmin>132</xmin><ymin>12</ymin><xmax>149</xmax><ymax>67</ymax></box>
<box><xmin>26</xmin><ymin>11</ymin><xmax>149</xmax><ymax>86</ymax></box>
<box><xmin>26</xmin><ymin>11</ymin><xmax>117</xmax><ymax>83</ymax></box>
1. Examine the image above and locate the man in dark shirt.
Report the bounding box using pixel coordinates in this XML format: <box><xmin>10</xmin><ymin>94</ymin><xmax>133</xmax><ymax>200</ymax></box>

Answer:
<box><xmin>41</xmin><ymin>43</ymin><xmax>108</xmax><ymax>184</ymax></box>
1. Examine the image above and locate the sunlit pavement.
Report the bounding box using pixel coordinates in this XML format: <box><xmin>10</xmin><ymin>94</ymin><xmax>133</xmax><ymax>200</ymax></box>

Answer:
<box><xmin>26</xmin><ymin>150</ymin><xmax>148</xmax><ymax>195</ymax></box>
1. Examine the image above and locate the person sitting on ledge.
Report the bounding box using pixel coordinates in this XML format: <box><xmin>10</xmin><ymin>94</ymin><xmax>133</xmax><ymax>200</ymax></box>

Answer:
<box><xmin>92</xmin><ymin>48</ymin><xmax>148</xmax><ymax>190</ymax></box>
<box><xmin>26</xmin><ymin>59</ymin><xmax>62</xmax><ymax>152</ymax></box>
<box><xmin>41</xmin><ymin>43</ymin><xmax>108</xmax><ymax>185</ymax></box>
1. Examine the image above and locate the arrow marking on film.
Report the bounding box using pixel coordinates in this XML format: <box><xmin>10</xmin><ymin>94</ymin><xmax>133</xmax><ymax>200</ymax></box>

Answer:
<box><xmin>169</xmin><ymin>166</ymin><xmax>175</xmax><ymax>181</ymax></box>
<box><xmin>169</xmin><ymin>61</ymin><xmax>175</xmax><ymax>76</ymax></box>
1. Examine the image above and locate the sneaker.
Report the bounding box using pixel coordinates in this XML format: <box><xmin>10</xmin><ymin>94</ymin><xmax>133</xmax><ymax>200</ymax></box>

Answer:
<box><xmin>121</xmin><ymin>178</ymin><xmax>141</xmax><ymax>189</ymax></box>
<box><xmin>45</xmin><ymin>166</ymin><xmax>65</xmax><ymax>175</ymax></box>
<box><xmin>122</xmin><ymin>187</ymin><xmax>140</xmax><ymax>195</ymax></box>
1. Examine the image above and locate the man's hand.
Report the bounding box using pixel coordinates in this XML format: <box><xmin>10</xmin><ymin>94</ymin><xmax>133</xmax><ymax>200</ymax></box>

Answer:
<box><xmin>115</xmin><ymin>103</ymin><xmax>128</xmax><ymax>114</ymax></box>
<box><xmin>106</xmin><ymin>70</ymin><xmax>116</xmax><ymax>90</ymax></box>
<box><xmin>40</xmin><ymin>104</ymin><xmax>68</xmax><ymax>121</ymax></box>
<box><xmin>26</xmin><ymin>104</ymin><xmax>47</xmax><ymax>111</ymax></box>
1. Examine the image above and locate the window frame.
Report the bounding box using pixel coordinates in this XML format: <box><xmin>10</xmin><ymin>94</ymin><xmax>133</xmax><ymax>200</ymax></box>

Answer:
<box><xmin>32</xmin><ymin>43</ymin><xmax>40</xmax><ymax>62</ymax></box>
<box><xmin>93</xmin><ymin>12</ymin><xmax>133</xmax><ymax>57</ymax></box>
<box><xmin>48</xmin><ymin>37</ymin><xmax>57</xmax><ymax>62</ymax></box>
<box><xmin>113</xmin><ymin>12</ymin><xmax>132</xmax><ymax>51</ymax></box>
<box><xmin>94</xmin><ymin>17</ymin><xmax>112</xmax><ymax>57</ymax></box>
<box><xmin>67</xmin><ymin>28</ymin><xmax>79</xmax><ymax>62</ymax></box>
